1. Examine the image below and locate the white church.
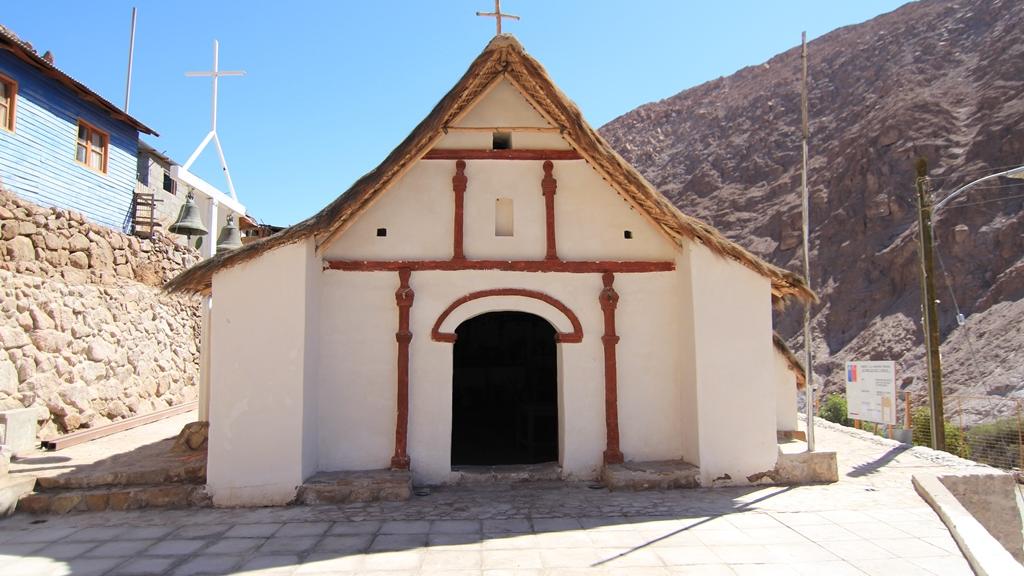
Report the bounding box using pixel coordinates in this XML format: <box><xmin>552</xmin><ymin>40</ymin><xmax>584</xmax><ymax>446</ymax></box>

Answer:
<box><xmin>167</xmin><ymin>35</ymin><xmax>815</xmax><ymax>507</ymax></box>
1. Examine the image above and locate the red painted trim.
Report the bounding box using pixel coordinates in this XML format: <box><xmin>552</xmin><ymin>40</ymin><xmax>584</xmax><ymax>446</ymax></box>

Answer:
<box><xmin>542</xmin><ymin>160</ymin><xmax>558</xmax><ymax>260</ymax></box>
<box><xmin>424</xmin><ymin>149</ymin><xmax>582</xmax><ymax>161</ymax></box>
<box><xmin>390</xmin><ymin>269</ymin><xmax>414</xmax><ymax>470</ymax></box>
<box><xmin>452</xmin><ymin>160</ymin><xmax>467</xmax><ymax>260</ymax></box>
<box><xmin>325</xmin><ymin>259</ymin><xmax>674</xmax><ymax>274</ymax></box>
<box><xmin>431</xmin><ymin>288</ymin><xmax>583</xmax><ymax>344</ymax></box>
<box><xmin>599</xmin><ymin>272</ymin><xmax>624</xmax><ymax>465</ymax></box>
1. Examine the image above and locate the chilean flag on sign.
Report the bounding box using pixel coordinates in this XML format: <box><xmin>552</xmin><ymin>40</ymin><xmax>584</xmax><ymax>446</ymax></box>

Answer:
<box><xmin>846</xmin><ymin>363</ymin><xmax>858</xmax><ymax>383</ymax></box>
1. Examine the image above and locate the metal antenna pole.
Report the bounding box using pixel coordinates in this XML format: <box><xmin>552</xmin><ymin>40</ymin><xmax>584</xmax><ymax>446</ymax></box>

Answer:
<box><xmin>123</xmin><ymin>7</ymin><xmax>137</xmax><ymax>112</ymax></box>
<box><xmin>801</xmin><ymin>32</ymin><xmax>815</xmax><ymax>452</ymax></box>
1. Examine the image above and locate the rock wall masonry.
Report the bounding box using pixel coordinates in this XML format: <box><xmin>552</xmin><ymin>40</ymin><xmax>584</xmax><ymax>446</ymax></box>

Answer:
<box><xmin>0</xmin><ymin>188</ymin><xmax>200</xmax><ymax>440</ymax></box>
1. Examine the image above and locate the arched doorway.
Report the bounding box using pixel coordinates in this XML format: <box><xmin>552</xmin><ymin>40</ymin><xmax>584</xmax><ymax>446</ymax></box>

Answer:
<box><xmin>451</xmin><ymin>311</ymin><xmax>558</xmax><ymax>466</ymax></box>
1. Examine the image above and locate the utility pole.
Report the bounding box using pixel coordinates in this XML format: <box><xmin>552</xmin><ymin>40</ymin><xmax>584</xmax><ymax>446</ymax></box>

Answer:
<box><xmin>914</xmin><ymin>157</ymin><xmax>945</xmax><ymax>451</ymax></box>
<box><xmin>800</xmin><ymin>31</ymin><xmax>815</xmax><ymax>452</ymax></box>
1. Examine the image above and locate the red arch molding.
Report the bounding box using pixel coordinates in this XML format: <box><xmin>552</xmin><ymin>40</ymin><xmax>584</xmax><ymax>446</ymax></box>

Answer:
<box><xmin>431</xmin><ymin>288</ymin><xmax>583</xmax><ymax>344</ymax></box>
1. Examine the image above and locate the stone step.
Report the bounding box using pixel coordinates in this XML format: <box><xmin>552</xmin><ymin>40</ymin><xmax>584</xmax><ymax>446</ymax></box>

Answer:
<box><xmin>1</xmin><ymin>475</ymin><xmax>37</xmax><ymax>517</ymax></box>
<box><xmin>16</xmin><ymin>483</ymin><xmax>210</xmax><ymax>515</ymax></box>
<box><xmin>602</xmin><ymin>460</ymin><xmax>700</xmax><ymax>491</ymax></box>
<box><xmin>295</xmin><ymin>469</ymin><xmax>411</xmax><ymax>504</ymax></box>
<box><xmin>453</xmin><ymin>462</ymin><xmax>562</xmax><ymax>484</ymax></box>
<box><xmin>32</xmin><ymin>461</ymin><xmax>206</xmax><ymax>491</ymax></box>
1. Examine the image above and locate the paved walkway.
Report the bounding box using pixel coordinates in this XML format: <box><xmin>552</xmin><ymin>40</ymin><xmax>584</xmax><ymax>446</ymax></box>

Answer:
<box><xmin>0</xmin><ymin>418</ymin><xmax>988</xmax><ymax>575</ymax></box>
<box><xmin>8</xmin><ymin>412</ymin><xmax>198</xmax><ymax>484</ymax></box>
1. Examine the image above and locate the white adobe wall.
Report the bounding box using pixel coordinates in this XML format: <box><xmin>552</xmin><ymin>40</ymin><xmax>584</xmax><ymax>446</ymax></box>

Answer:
<box><xmin>775</xmin><ymin>352</ymin><xmax>798</xmax><ymax>432</ymax></box>
<box><xmin>323</xmin><ymin>161</ymin><xmax>454</xmax><ymax>261</ymax></box>
<box><xmin>316</xmin><ymin>268</ymin><xmax>689</xmax><ymax>485</ymax></box>
<box><xmin>455</xmin><ymin>80</ymin><xmax>552</xmax><ymax>128</ymax></box>
<box><xmin>686</xmin><ymin>242</ymin><xmax>779</xmax><ymax>485</ymax></box>
<box><xmin>207</xmin><ymin>239</ymin><xmax>319</xmax><ymax>506</ymax></box>
<box><xmin>323</xmin><ymin>160</ymin><xmax>675</xmax><ymax>264</ymax></box>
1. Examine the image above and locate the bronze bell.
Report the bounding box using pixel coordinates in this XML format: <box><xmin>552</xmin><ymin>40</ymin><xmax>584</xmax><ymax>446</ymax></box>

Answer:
<box><xmin>216</xmin><ymin>214</ymin><xmax>243</xmax><ymax>252</ymax></box>
<box><xmin>168</xmin><ymin>193</ymin><xmax>208</xmax><ymax>237</ymax></box>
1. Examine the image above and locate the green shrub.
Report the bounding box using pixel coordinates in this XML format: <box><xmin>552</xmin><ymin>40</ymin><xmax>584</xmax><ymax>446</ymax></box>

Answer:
<box><xmin>819</xmin><ymin>394</ymin><xmax>851</xmax><ymax>426</ymax></box>
<box><xmin>965</xmin><ymin>417</ymin><xmax>1021</xmax><ymax>470</ymax></box>
<box><xmin>912</xmin><ymin>407</ymin><xmax>970</xmax><ymax>459</ymax></box>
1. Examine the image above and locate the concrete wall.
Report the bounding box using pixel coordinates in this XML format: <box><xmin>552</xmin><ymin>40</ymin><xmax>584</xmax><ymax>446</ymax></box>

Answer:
<box><xmin>687</xmin><ymin>242</ymin><xmax>778</xmax><ymax>485</ymax></box>
<box><xmin>0</xmin><ymin>52</ymin><xmax>139</xmax><ymax>231</ymax></box>
<box><xmin>207</xmin><ymin>239</ymin><xmax>318</xmax><ymax>506</ymax></box>
<box><xmin>775</xmin><ymin>351</ymin><xmax>798</xmax><ymax>432</ymax></box>
<box><xmin>939</xmin><ymin>472</ymin><xmax>1024</xmax><ymax>563</ymax></box>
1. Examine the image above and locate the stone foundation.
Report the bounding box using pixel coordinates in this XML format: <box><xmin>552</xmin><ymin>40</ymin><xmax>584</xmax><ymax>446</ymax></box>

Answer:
<box><xmin>0</xmin><ymin>189</ymin><xmax>201</xmax><ymax>440</ymax></box>
<box><xmin>295</xmin><ymin>470</ymin><xmax>412</xmax><ymax>504</ymax></box>
<box><xmin>602</xmin><ymin>460</ymin><xmax>700</xmax><ymax>491</ymax></box>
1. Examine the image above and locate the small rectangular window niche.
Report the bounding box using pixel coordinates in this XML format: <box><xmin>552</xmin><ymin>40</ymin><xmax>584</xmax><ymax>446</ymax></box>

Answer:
<box><xmin>624</xmin><ymin>230</ymin><xmax>633</xmax><ymax>239</ymax></box>
<box><xmin>492</xmin><ymin>131</ymin><xmax>512</xmax><ymax>150</ymax></box>
<box><xmin>495</xmin><ymin>198</ymin><xmax>513</xmax><ymax>237</ymax></box>
<box><xmin>376</xmin><ymin>227</ymin><xmax>387</xmax><ymax>237</ymax></box>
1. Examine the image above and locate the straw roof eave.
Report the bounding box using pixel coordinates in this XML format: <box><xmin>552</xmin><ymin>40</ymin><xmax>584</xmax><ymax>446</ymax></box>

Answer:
<box><xmin>773</xmin><ymin>333</ymin><xmax>807</xmax><ymax>389</ymax></box>
<box><xmin>163</xmin><ymin>35</ymin><xmax>816</xmax><ymax>305</ymax></box>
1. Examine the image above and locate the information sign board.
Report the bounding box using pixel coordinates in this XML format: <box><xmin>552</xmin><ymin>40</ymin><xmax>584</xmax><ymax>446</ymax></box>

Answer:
<box><xmin>845</xmin><ymin>361</ymin><xmax>897</xmax><ymax>425</ymax></box>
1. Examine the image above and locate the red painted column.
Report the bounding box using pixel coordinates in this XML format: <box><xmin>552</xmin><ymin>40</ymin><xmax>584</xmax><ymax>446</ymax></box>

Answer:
<box><xmin>452</xmin><ymin>160</ymin><xmax>467</xmax><ymax>261</ymax></box>
<box><xmin>599</xmin><ymin>271</ymin><xmax>624</xmax><ymax>464</ymax></box>
<box><xmin>542</xmin><ymin>160</ymin><xmax>558</xmax><ymax>260</ymax></box>
<box><xmin>391</xmin><ymin>268</ymin><xmax>414</xmax><ymax>470</ymax></box>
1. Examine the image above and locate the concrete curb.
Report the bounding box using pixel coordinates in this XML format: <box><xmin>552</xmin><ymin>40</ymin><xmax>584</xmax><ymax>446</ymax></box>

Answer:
<box><xmin>913</xmin><ymin>473</ymin><xmax>1024</xmax><ymax>576</ymax></box>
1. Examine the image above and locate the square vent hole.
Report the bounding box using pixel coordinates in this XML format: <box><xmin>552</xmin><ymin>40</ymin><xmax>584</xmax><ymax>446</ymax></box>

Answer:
<box><xmin>492</xmin><ymin>131</ymin><xmax>512</xmax><ymax>150</ymax></box>
<box><xmin>376</xmin><ymin>228</ymin><xmax>387</xmax><ymax>237</ymax></box>
<box><xmin>624</xmin><ymin>230</ymin><xmax>633</xmax><ymax>239</ymax></box>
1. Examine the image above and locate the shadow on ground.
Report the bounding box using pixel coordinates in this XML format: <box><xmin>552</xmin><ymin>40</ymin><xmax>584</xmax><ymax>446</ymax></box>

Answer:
<box><xmin>846</xmin><ymin>445</ymin><xmax>910</xmax><ymax>478</ymax></box>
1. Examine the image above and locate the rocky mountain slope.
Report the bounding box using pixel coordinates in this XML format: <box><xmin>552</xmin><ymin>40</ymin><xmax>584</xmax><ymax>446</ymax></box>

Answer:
<box><xmin>600</xmin><ymin>0</ymin><xmax>1024</xmax><ymax>424</ymax></box>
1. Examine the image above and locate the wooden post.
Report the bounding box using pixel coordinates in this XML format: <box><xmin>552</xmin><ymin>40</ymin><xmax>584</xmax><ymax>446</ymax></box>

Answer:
<box><xmin>904</xmin><ymin>391</ymin><xmax>912</xmax><ymax>429</ymax></box>
<box><xmin>599</xmin><ymin>272</ymin><xmax>624</xmax><ymax>465</ymax></box>
<box><xmin>915</xmin><ymin>158</ymin><xmax>945</xmax><ymax>451</ymax></box>
<box><xmin>1016</xmin><ymin>400</ymin><xmax>1023</xmax><ymax>470</ymax></box>
<box><xmin>452</xmin><ymin>160</ymin><xmax>467</xmax><ymax>261</ymax></box>
<box><xmin>390</xmin><ymin>269</ymin><xmax>414</xmax><ymax>470</ymax></box>
<box><xmin>541</xmin><ymin>161</ymin><xmax>558</xmax><ymax>260</ymax></box>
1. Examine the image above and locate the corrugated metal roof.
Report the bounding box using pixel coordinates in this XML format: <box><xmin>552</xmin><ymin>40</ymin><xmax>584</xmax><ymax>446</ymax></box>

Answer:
<box><xmin>0</xmin><ymin>24</ymin><xmax>158</xmax><ymax>136</ymax></box>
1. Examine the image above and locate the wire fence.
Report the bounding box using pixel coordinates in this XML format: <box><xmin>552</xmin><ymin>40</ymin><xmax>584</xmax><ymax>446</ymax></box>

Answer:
<box><xmin>941</xmin><ymin>394</ymin><xmax>1024</xmax><ymax>471</ymax></box>
<box><xmin>841</xmin><ymin>392</ymin><xmax>1024</xmax><ymax>471</ymax></box>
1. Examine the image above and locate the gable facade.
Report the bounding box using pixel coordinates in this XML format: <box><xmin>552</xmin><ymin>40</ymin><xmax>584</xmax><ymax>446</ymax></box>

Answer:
<box><xmin>170</xmin><ymin>36</ymin><xmax>808</xmax><ymax>506</ymax></box>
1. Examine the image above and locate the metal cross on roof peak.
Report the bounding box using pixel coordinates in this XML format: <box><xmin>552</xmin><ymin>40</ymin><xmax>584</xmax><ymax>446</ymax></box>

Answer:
<box><xmin>476</xmin><ymin>0</ymin><xmax>520</xmax><ymax>35</ymax></box>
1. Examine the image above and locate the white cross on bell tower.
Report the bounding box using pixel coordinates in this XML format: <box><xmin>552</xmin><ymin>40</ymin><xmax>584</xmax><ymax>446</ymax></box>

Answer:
<box><xmin>180</xmin><ymin>39</ymin><xmax>246</xmax><ymax>202</ymax></box>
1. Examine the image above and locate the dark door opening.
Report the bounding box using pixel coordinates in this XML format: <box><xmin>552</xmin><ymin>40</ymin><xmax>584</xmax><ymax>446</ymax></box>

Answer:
<box><xmin>451</xmin><ymin>311</ymin><xmax>558</xmax><ymax>466</ymax></box>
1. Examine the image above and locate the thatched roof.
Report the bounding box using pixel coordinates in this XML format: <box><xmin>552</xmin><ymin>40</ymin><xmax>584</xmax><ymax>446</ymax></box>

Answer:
<box><xmin>165</xmin><ymin>35</ymin><xmax>813</xmax><ymax>302</ymax></box>
<box><xmin>773</xmin><ymin>333</ymin><xmax>807</xmax><ymax>389</ymax></box>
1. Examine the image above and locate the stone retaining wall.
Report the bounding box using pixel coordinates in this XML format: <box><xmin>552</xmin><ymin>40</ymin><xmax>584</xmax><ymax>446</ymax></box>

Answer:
<box><xmin>0</xmin><ymin>189</ymin><xmax>201</xmax><ymax>440</ymax></box>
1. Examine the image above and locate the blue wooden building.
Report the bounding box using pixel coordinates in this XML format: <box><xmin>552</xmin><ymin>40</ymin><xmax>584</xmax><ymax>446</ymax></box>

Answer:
<box><xmin>0</xmin><ymin>25</ymin><xmax>156</xmax><ymax>230</ymax></box>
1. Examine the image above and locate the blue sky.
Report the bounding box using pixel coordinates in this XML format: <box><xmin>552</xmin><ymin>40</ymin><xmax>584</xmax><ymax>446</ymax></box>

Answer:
<box><xmin>4</xmin><ymin>1</ymin><xmax>906</xmax><ymax>226</ymax></box>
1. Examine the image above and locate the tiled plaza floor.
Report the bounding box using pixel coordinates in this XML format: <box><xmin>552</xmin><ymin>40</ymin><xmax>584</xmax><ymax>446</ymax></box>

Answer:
<box><xmin>0</xmin><ymin>418</ymin><xmax>987</xmax><ymax>575</ymax></box>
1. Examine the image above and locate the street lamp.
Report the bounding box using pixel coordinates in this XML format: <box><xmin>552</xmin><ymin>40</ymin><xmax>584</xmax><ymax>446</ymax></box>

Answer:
<box><xmin>934</xmin><ymin>165</ymin><xmax>1024</xmax><ymax>211</ymax></box>
<box><xmin>916</xmin><ymin>161</ymin><xmax>1024</xmax><ymax>451</ymax></box>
